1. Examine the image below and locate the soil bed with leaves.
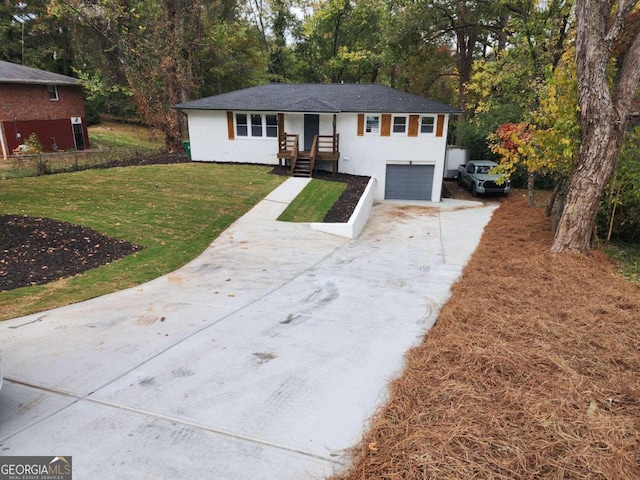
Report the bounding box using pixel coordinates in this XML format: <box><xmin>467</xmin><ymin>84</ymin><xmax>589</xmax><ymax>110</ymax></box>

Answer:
<box><xmin>0</xmin><ymin>215</ymin><xmax>142</xmax><ymax>291</ymax></box>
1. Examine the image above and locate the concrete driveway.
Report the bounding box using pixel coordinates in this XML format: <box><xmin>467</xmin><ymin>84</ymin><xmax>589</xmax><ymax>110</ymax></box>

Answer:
<box><xmin>0</xmin><ymin>178</ymin><xmax>497</xmax><ymax>479</ymax></box>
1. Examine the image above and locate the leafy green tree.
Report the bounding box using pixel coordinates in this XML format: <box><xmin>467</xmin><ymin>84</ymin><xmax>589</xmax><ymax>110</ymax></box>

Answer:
<box><xmin>379</xmin><ymin>1</ymin><xmax>457</xmax><ymax>102</ymax></box>
<box><xmin>396</xmin><ymin>0</ymin><xmax>511</xmax><ymax>111</ymax></box>
<box><xmin>504</xmin><ymin>0</ymin><xmax>574</xmax><ymax>74</ymax></box>
<box><xmin>529</xmin><ymin>52</ymin><xmax>580</xmax><ymax>216</ymax></box>
<box><xmin>73</xmin><ymin>69</ymin><xmax>135</xmax><ymax>123</ymax></box>
<box><xmin>51</xmin><ymin>0</ymin><xmax>265</xmax><ymax>150</ymax></box>
<box><xmin>489</xmin><ymin>49</ymin><xmax>579</xmax><ymax>207</ymax></box>
<box><xmin>0</xmin><ymin>0</ymin><xmax>74</xmax><ymax>74</ymax></box>
<box><xmin>198</xmin><ymin>19</ymin><xmax>268</xmax><ymax>96</ymax></box>
<box><xmin>248</xmin><ymin>0</ymin><xmax>300</xmax><ymax>82</ymax></box>
<box><xmin>0</xmin><ymin>1</ymin><xmax>27</xmax><ymax>63</ymax></box>
<box><xmin>460</xmin><ymin>50</ymin><xmax>534</xmax><ymax>160</ymax></box>
<box><xmin>292</xmin><ymin>0</ymin><xmax>387</xmax><ymax>83</ymax></box>
<box><xmin>457</xmin><ymin>1</ymin><xmax>574</xmax><ymax>165</ymax></box>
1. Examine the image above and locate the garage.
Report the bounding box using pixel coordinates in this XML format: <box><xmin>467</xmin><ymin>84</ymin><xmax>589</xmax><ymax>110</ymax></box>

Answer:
<box><xmin>385</xmin><ymin>163</ymin><xmax>434</xmax><ymax>201</ymax></box>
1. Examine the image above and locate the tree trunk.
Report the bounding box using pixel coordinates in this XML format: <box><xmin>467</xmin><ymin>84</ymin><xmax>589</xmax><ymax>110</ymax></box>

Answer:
<box><xmin>550</xmin><ymin>0</ymin><xmax>640</xmax><ymax>253</ymax></box>
<box><xmin>546</xmin><ymin>176</ymin><xmax>565</xmax><ymax>218</ymax></box>
<box><xmin>605</xmin><ymin>193</ymin><xmax>619</xmax><ymax>247</ymax></box>
<box><xmin>550</xmin><ymin>119</ymin><xmax>625</xmax><ymax>252</ymax></box>
<box><xmin>455</xmin><ymin>1</ymin><xmax>476</xmax><ymax>112</ymax></box>
<box><xmin>497</xmin><ymin>14</ymin><xmax>509</xmax><ymax>53</ymax></box>
<box><xmin>165</xmin><ymin>125</ymin><xmax>184</xmax><ymax>153</ymax></box>
<box><xmin>527</xmin><ymin>172</ymin><xmax>535</xmax><ymax>207</ymax></box>
<box><xmin>553</xmin><ymin>192</ymin><xmax>565</xmax><ymax>232</ymax></box>
<box><xmin>456</xmin><ymin>26</ymin><xmax>475</xmax><ymax>112</ymax></box>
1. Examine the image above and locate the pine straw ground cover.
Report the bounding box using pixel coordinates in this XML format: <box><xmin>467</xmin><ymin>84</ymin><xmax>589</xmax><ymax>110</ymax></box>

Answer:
<box><xmin>333</xmin><ymin>195</ymin><xmax>640</xmax><ymax>480</ymax></box>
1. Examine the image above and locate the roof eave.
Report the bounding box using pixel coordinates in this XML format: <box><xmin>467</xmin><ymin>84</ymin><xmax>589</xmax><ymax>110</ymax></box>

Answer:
<box><xmin>173</xmin><ymin>105</ymin><xmax>462</xmax><ymax>115</ymax></box>
<box><xmin>0</xmin><ymin>79</ymin><xmax>79</xmax><ymax>86</ymax></box>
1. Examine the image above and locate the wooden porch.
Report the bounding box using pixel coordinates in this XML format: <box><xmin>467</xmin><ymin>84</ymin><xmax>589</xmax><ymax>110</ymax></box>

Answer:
<box><xmin>277</xmin><ymin>133</ymin><xmax>340</xmax><ymax>178</ymax></box>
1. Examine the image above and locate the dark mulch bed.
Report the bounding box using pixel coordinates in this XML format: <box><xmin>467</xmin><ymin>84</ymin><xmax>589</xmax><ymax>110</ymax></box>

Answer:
<box><xmin>0</xmin><ymin>152</ymin><xmax>186</xmax><ymax>292</ymax></box>
<box><xmin>270</xmin><ymin>165</ymin><xmax>370</xmax><ymax>222</ymax></box>
<box><xmin>0</xmin><ymin>215</ymin><xmax>143</xmax><ymax>291</ymax></box>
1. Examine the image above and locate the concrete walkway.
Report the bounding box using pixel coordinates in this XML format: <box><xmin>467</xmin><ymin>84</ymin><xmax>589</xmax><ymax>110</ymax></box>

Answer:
<box><xmin>0</xmin><ymin>178</ymin><xmax>497</xmax><ymax>479</ymax></box>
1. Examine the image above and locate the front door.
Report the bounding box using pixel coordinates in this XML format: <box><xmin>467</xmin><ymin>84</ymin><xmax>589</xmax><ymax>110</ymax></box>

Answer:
<box><xmin>71</xmin><ymin>119</ymin><xmax>85</xmax><ymax>150</ymax></box>
<box><xmin>304</xmin><ymin>114</ymin><xmax>320</xmax><ymax>151</ymax></box>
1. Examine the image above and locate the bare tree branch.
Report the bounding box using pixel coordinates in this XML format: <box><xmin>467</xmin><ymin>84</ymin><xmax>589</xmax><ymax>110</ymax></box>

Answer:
<box><xmin>604</xmin><ymin>0</ymin><xmax>637</xmax><ymax>46</ymax></box>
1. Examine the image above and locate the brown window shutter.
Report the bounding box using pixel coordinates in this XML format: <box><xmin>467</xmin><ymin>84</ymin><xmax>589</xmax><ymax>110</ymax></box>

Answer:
<box><xmin>408</xmin><ymin>115</ymin><xmax>419</xmax><ymax>137</ymax></box>
<box><xmin>436</xmin><ymin>114</ymin><xmax>445</xmax><ymax>137</ymax></box>
<box><xmin>277</xmin><ymin>113</ymin><xmax>285</xmax><ymax>136</ymax></box>
<box><xmin>227</xmin><ymin>111</ymin><xmax>234</xmax><ymax>140</ymax></box>
<box><xmin>357</xmin><ymin>114</ymin><xmax>364</xmax><ymax>136</ymax></box>
<box><xmin>381</xmin><ymin>114</ymin><xmax>391</xmax><ymax>136</ymax></box>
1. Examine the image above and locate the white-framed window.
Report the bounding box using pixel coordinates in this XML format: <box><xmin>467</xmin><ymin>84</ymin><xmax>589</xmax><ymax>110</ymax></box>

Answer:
<box><xmin>392</xmin><ymin>116</ymin><xmax>407</xmax><ymax>134</ymax></box>
<box><xmin>48</xmin><ymin>85</ymin><xmax>59</xmax><ymax>101</ymax></box>
<box><xmin>250</xmin><ymin>114</ymin><xmax>263</xmax><ymax>136</ymax></box>
<box><xmin>265</xmin><ymin>114</ymin><xmax>278</xmax><ymax>137</ymax></box>
<box><xmin>420</xmin><ymin>115</ymin><xmax>435</xmax><ymax>134</ymax></box>
<box><xmin>366</xmin><ymin>115</ymin><xmax>380</xmax><ymax>135</ymax></box>
<box><xmin>236</xmin><ymin>113</ymin><xmax>248</xmax><ymax>136</ymax></box>
<box><xmin>236</xmin><ymin>113</ymin><xmax>278</xmax><ymax>138</ymax></box>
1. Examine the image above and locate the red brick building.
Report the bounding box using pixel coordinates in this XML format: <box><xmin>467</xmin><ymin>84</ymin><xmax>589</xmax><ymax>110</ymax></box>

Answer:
<box><xmin>0</xmin><ymin>60</ymin><xmax>89</xmax><ymax>158</ymax></box>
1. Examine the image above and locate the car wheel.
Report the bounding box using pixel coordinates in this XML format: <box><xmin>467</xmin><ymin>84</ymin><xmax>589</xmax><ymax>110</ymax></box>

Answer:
<box><xmin>457</xmin><ymin>175</ymin><xmax>463</xmax><ymax>186</ymax></box>
<box><xmin>471</xmin><ymin>183</ymin><xmax>477</xmax><ymax>196</ymax></box>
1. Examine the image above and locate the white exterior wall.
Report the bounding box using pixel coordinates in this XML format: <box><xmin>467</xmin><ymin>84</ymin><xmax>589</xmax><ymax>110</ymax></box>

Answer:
<box><xmin>335</xmin><ymin>113</ymin><xmax>448</xmax><ymax>202</ymax></box>
<box><xmin>282</xmin><ymin>114</ymin><xmax>303</xmax><ymax>137</ymax></box>
<box><xmin>184</xmin><ymin>110</ymin><xmax>449</xmax><ymax>202</ymax></box>
<box><xmin>186</xmin><ymin>110</ymin><xmax>279</xmax><ymax>165</ymax></box>
<box><xmin>279</xmin><ymin>114</ymin><xmax>336</xmax><ymax>138</ymax></box>
<box><xmin>185</xmin><ymin>111</ymin><xmax>338</xmax><ymax>164</ymax></box>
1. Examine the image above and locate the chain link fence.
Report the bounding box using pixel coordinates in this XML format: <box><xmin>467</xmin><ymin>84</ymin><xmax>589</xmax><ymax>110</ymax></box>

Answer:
<box><xmin>0</xmin><ymin>148</ymin><xmax>166</xmax><ymax>179</ymax></box>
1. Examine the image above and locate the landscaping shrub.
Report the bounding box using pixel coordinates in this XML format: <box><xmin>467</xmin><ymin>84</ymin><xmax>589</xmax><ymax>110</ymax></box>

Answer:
<box><xmin>597</xmin><ymin>127</ymin><xmax>640</xmax><ymax>244</ymax></box>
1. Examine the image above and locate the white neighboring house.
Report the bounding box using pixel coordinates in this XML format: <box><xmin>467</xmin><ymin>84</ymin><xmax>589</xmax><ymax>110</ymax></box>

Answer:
<box><xmin>173</xmin><ymin>83</ymin><xmax>460</xmax><ymax>202</ymax></box>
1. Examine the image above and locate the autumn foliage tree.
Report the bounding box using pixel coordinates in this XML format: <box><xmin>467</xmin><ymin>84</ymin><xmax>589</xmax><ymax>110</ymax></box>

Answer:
<box><xmin>489</xmin><ymin>122</ymin><xmax>538</xmax><ymax>205</ymax></box>
<box><xmin>491</xmin><ymin>50</ymin><xmax>580</xmax><ymax>210</ymax></box>
<box><xmin>51</xmin><ymin>0</ymin><xmax>263</xmax><ymax>151</ymax></box>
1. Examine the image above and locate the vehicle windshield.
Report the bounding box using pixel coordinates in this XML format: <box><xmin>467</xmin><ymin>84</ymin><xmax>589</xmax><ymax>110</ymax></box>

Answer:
<box><xmin>477</xmin><ymin>166</ymin><xmax>492</xmax><ymax>174</ymax></box>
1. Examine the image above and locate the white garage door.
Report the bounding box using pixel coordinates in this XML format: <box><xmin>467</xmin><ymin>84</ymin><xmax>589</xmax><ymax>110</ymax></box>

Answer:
<box><xmin>385</xmin><ymin>164</ymin><xmax>434</xmax><ymax>201</ymax></box>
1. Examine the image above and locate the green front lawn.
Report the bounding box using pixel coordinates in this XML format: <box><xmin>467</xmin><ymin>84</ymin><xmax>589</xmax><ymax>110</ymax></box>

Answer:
<box><xmin>88</xmin><ymin>121</ymin><xmax>164</xmax><ymax>150</ymax></box>
<box><xmin>0</xmin><ymin>163</ymin><xmax>285</xmax><ymax>320</ymax></box>
<box><xmin>278</xmin><ymin>179</ymin><xmax>346</xmax><ymax>222</ymax></box>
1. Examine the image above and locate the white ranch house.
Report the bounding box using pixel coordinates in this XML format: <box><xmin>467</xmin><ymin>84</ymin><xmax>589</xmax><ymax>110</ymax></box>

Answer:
<box><xmin>174</xmin><ymin>83</ymin><xmax>460</xmax><ymax>202</ymax></box>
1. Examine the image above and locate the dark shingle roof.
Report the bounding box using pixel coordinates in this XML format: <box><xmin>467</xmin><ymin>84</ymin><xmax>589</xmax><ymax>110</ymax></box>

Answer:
<box><xmin>174</xmin><ymin>83</ymin><xmax>460</xmax><ymax>114</ymax></box>
<box><xmin>0</xmin><ymin>60</ymin><xmax>79</xmax><ymax>86</ymax></box>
